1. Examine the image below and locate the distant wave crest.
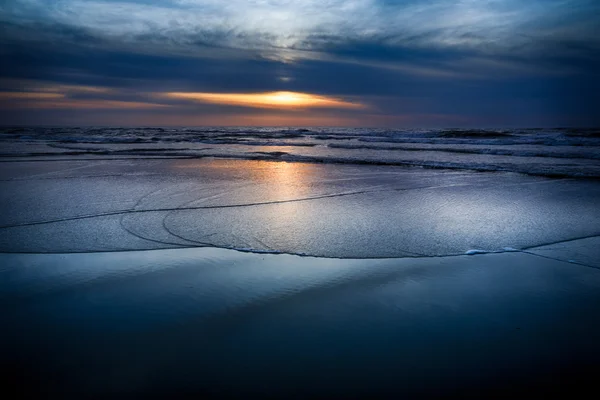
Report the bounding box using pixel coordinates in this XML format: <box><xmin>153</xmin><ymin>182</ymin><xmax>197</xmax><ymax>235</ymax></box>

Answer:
<box><xmin>1</xmin><ymin>126</ymin><xmax>599</xmax><ymax>178</ymax></box>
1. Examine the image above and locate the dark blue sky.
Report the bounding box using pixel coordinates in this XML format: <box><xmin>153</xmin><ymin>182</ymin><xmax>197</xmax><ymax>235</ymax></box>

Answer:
<box><xmin>1</xmin><ymin>0</ymin><xmax>598</xmax><ymax>127</ymax></box>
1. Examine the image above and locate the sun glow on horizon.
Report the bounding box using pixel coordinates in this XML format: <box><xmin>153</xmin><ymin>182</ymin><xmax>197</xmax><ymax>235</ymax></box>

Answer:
<box><xmin>163</xmin><ymin>91</ymin><xmax>365</xmax><ymax>110</ymax></box>
<box><xmin>0</xmin><ymin>92</ymin><xmax>65</xmax><ymax>100</ymax></box>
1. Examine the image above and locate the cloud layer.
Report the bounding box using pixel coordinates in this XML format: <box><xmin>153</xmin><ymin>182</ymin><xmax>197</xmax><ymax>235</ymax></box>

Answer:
<box><xmin>1</xmin><ymin>0</ymin><xmax>598</xmax><ymax>126</ymax></box>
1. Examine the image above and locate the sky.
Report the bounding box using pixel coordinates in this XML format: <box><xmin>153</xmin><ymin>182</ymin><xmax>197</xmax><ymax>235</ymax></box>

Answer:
<box><xmin>0</xmin><ymin>0</ymin><xmax>598</xmax><ymax>127</ymax></box>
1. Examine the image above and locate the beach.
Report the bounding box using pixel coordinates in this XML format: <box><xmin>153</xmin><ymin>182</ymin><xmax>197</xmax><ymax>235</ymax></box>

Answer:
<box><xmin>1</xmin><ymin>127</ymin><xmax>600</xmax><ymax>397</ymax></box>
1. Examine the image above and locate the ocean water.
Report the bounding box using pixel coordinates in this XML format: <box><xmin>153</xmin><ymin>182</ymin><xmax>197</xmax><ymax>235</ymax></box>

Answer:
<box><xmin>1</xmin><ymin>126</ymin><xmax>599</xmax><ymax>178</ymax></box>
<box><xmin>2</xmin><ymin>126</ymin><xmax>600</xmax><ymax>397</ymax></box>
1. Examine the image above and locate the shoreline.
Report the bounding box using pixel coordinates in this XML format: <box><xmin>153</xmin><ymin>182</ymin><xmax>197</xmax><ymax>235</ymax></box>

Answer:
<box><xmin>1</xmin><ymin>153</ymin><xmax>600</xmax><ymax>179</ymax></box>
<box><xmin>0</xmin><ymin>233</ymin><xmax>599</xmax><ymax>270</ymax></box>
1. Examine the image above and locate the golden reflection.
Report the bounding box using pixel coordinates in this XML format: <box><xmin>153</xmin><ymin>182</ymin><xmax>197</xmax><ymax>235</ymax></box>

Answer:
<box><xmin>163</xmin><ymin>91</ymin><xmax>364</xmax><ymax>110</ymax></box>
<box><xmin>216</xmin><ymin>159</ymin><xmax>321</xmax><ymax>252</ymax></box>
<box><xmin>174</xmin><ymin>158</ymin><xmax>316</xmax><ymax>200</ymax></box>
<box><xmin>249</xmin><ymin>159</ymin><xmax>315</xmax><ymax>199</ymax></box>
<box><xmin>172</xmin><ymin>158</ymin><xmax>321</xmax><ymax>252</ymax></box>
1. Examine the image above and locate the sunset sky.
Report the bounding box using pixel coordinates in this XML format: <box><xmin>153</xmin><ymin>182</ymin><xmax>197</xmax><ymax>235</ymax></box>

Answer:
<box><xmin>1</xmin><ymin>0</ymin><xmax>598</xmax><ymax>127</ymax></box>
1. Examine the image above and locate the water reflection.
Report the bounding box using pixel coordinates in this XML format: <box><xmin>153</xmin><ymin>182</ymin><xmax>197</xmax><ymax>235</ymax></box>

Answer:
<box><xmin>230</xmin><ymin>159</ymin><xmax>320</xmax><ymax>252</ymax></box>
<box><xmin>173</xmin><ymin>158</ymin><xmax>318</xmax><ymax>201</ymax></box>
<box><xmin>3</xmin><ymin>249</ymin><xmax>600</xmax><ymax>397</ymax></box>
<box><xmin>170</xmin><ymin>159</ymin><xmax>321</xmax><ymax>252</ymax></box>
<box><xmin>246</xmin><ymin>158</ymin><xmax>316</xmax><ymax>199</ymax></box>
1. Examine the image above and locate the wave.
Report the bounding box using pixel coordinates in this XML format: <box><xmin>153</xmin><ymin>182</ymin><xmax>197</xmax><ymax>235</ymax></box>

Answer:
<box><xmin>354</xmin><ymin>136</ymin><xmax>600</xmax><ymax>146</ymax></box>
<box><xmin>436</xmin><ymin>129</ymin><xmax>514</xmax><ymax>138</ymax></box>
<box><xmin>3</xmin><ymin>126</ymin><xmax>599</xmax><ymax>144</ymax></box>
<box><xmin>193</xmin><ymin>140</ymin><xmax>316</xmax><ymax>147</ymax></box>
<box><xmin>11</xmin><ymin>146</ymin><xmax>597</xmax><ymax>178</ymax></box>
<box><xmin>563</xmin><ymin>128</ymin><xmax>600</xmax><ymax>138</ymax></box>
<box><xmin>1</xmin><ymin>126</ymin><xmax>599</xmax><ymax>178</ymax></box>
<box><xmin>253</xmin><ymin>154</ymin><xmax>600</xmax><ymax>178</ymax></box>
<box><xmin>327</xmin><ymin>143</ymin><xmax>600</xmax><ymax>160</ymax></box>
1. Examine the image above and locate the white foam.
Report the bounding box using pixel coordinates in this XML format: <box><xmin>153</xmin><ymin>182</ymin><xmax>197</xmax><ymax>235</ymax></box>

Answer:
<box><xmin>502</xmin><ymin>247</ymin><xmax>519</xmax><ymax>252</ymax></box>
<box><xmin>466</xmin><ymin>249</ymin><xmax>490</xmax><ymax>255</ymax></box>
<box><xmin>234</xmin><ymin>247</ymin><xmax>283</xmax><ymax>255</ymax></box>
<box><xmin>467</xmin><ymin>247</ymin><xmax>520</xmax><ymax>256</ymax></box>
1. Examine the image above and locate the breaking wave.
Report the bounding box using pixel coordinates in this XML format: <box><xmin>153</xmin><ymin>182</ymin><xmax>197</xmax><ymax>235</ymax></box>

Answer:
<box><xmin>1</xmin><ymin>126</ymin><xmax>599</xmax><ymax>178</ymax></box>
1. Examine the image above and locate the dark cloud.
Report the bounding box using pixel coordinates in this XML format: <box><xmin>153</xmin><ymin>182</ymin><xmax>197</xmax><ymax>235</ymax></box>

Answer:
<box><xmin>0</xmin><ymin>0</ymin><xmax>598</xmax><ymax>126</ymax></box>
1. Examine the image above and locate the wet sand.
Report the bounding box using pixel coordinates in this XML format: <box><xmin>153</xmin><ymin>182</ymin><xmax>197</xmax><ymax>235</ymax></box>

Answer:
<box><xmin>1</xmin><ymin>157</ymin><xmax>600</xmax><ymax>397</ymax></box>
<box><xmin>1</xmin><ymin>158</ymin><xmax>599</xmax><ymax>261</ymax></box>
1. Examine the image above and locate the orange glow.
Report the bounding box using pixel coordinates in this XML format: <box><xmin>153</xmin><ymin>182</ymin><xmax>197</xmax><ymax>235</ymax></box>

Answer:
<box><xmin>93</xmin><ymin>112</ymin><xmax>367</xmax><ymax>127</ymax></box>
<box><xmin>175</xmin><ymin>159</ymin><xmax>315</xmax><ymax>199</ymax></box>
<box><xmin>164</xmin><ymin>91</ymin><xmax>364</xmax><ymax>110</ymax></box>
<box><xmin>0</xmin><ymin>92</ymin><xmax>65</xmax><ymax>100</ymax></box>
<box><xmin>1</xmin><ymin>95</ymin><xmax>170</xmax><ymax>110</ymax></box>
<box><xmin>27</xmin><ymin>99</ymin><xmax>171</xmax><ymax>109</ymax></box>
<box><xmin>35</xmin><ymin>84</ymin><xmax>113</xmax><ymax>94</ymax></box>
<box><xmin>0</xmin><ymin>79</ymin><xmax>113</xmax><ymax>94</ymax></box>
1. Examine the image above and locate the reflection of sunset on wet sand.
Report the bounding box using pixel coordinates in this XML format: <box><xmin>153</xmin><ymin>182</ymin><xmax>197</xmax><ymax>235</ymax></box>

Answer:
<box><xmin>174</xmin><ymin>159</ymin><xmax>317</xmax><ymax>201</ymax></box>
<box><xmin>247</xmin><ymin>160</ymin><xmax>317</xmax><ymax>198</ymax></box>
<box><xmin>170</xmin><ymin>159</ymin><xmax>322</xmax><ymax>252</ymax></box>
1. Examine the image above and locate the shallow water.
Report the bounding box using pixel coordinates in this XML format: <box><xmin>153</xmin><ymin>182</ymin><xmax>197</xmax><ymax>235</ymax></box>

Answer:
<box><xmin>1</xmin><ymin>159</ymin><xmax>599</xmax><ymax>258</ymax></box>
<box><xmin>2</xmin><ymin>248</ymin><xmax>600</xmax><ymax>397</ymax></box>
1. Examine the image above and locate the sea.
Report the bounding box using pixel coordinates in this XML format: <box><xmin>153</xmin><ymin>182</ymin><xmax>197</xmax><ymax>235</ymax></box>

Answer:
<box><xmin>1</xmin><ymin>126</ymin><xmax>599</xmax><ymax>178</ymax></box>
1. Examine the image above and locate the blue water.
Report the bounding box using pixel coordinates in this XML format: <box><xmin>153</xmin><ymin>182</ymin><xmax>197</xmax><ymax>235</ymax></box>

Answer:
<box><xmin>1</xmin><ymin>248</ymin><xmax>600</xmax><ymax>397</ymax></box>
